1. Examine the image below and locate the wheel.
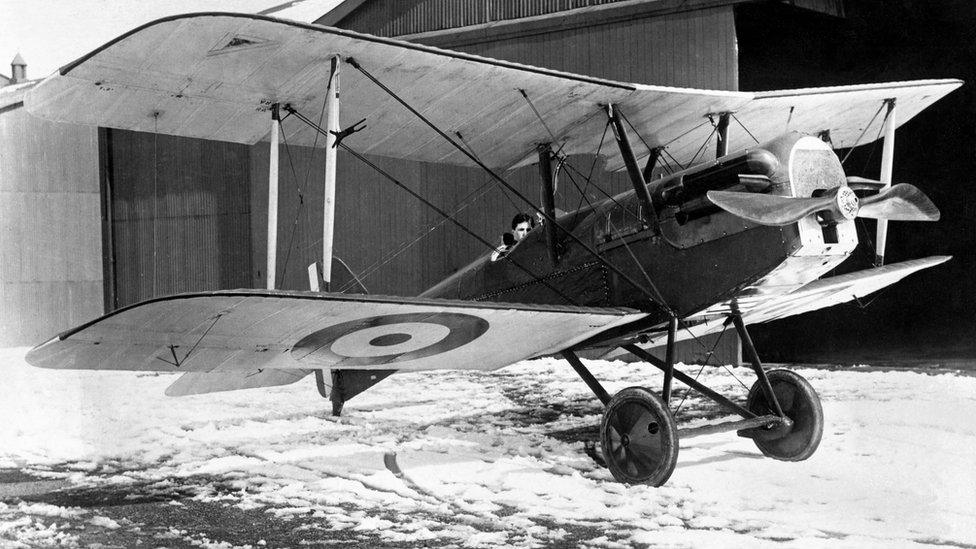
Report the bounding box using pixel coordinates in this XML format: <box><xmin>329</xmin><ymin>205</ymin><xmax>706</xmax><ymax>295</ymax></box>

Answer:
<box><xmin>600</xmin><ymin>386</ymin><xmax>679</xmax><ymax>486</ymax></box>
<box><xmin>746</xmin><ymin>369</ymin><xmax>823</xmax><ymax>461</ymax></box>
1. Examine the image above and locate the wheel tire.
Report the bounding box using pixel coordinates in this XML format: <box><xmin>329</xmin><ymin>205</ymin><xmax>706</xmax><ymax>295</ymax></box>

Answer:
<box><xmin>746</xmin><ymin>369</ymin><xmax>824</xmax><ymax>461</ymax></box>
<box><xmin>600</xmin><ymin>386</ymin><xmax>679</xmax><ymax>486</ymax></box>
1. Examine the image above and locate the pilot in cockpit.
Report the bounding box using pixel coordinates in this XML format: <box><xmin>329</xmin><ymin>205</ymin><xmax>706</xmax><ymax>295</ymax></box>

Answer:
<box><xmin>491</xmin><ymin>213</ymin><xmax>535</xmax><ymax>261</ymax></box>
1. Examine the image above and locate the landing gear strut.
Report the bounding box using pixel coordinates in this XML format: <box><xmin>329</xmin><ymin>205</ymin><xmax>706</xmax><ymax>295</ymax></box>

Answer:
<box><xmin>563</xmin><ymin>312</ymin><xmax>823</xmax><ymax>486</ymax></box>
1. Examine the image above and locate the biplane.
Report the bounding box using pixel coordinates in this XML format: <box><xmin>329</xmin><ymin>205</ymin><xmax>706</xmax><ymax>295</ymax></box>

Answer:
<box><xmin>23</xmin><ymin>12</ymin><xmax>961</xmax><ymax>486</ymax></box>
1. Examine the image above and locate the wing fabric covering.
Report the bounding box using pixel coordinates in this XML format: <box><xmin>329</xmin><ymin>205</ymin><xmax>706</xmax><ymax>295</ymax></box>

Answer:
<box><xmin>26</xmin><ymin>290</ymin><xmax>645</xmax><ymax>377</ymax></box>
<box><xmin>651</xmin><ymin>256</ymin><xmax>949</xmax><ymax>350</ymax></box>
<box><xmin>600</xmin><ymin>256</ymin><xmax>949</xmax><ymax>360</ymax></box>
<box><xmin>165</xmin><ymin>369</ymin><xmax>314</xmax><ymax>396</ymax></box>
<box><xmin>24</xmin><ymin>13</ymin><xmax>960</xmax><ymax>172</ymax></box>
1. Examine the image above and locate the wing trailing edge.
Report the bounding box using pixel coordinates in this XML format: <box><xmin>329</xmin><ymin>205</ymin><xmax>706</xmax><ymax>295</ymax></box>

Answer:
<box><xmin>165</xmin><ymin>368</ymin><xmax>314</xmax><ymax>396</ymax></box>
<box><xmin>26</xmin><ymin>290</ymin><xmax>645</xmax><ymax>375</ymax></box>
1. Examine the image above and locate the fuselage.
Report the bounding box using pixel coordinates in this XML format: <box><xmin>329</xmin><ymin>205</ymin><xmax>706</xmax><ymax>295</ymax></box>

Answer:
<box><xmin>422</xmin><ymin>133</ymin><xmax>857</xmax><ymax>332</ymax></box>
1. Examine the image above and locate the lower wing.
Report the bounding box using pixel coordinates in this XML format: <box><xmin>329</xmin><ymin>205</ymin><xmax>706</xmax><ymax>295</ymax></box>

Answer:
<box><xmin>26</xmin><ymin>290</ymin><xmax>644</xmax><ymax>378</ymax></box>
<box><xmin>612</xmin><ymin>255</ymin><xmax>949</xmax><ymax>354</ymax></box>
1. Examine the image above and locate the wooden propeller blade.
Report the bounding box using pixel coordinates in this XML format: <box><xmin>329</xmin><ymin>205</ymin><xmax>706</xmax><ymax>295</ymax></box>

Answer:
<box><xmin>857</xmin><ymin>183</ymin><xmax>941</xmax><ymax>221</ymax></box>
<box><xmin>845</xmin><ymin>176</ymin><xmax>887</xmax><ymax>191</ymax></box>
<box><xmin>706</xmin><ymin>191</ymin><xmax>834</xmax><ymax>226</ymax></box>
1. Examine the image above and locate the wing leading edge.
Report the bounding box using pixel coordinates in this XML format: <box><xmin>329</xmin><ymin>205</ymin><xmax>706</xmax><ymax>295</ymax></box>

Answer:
<box><xmin>24</xmin><ymin>12</ymin><xmax>961</xmax><ymax>173</ymax></box>
<box><xmin>26</xmin><ymin>290</ymin><xmax>646</xmax><ymax>376</ymax></box>
<box><xmin>615</xmin><ymin>256</ymin><xmax>950</xmax><ymax>356</ymax></box>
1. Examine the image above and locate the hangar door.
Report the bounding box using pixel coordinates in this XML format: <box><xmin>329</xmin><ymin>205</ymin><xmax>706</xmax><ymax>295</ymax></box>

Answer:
<box><xmin>100</xmin><ymin>129</ymin><xmax>252</xmax><ymax>310</ymax></box>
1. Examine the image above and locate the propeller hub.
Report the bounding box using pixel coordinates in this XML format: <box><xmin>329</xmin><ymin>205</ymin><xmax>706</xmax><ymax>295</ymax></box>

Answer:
<box><xmin>835</xmin><ymin>186</ymin><xmax>859</xmax><ymax>220</ymax></box>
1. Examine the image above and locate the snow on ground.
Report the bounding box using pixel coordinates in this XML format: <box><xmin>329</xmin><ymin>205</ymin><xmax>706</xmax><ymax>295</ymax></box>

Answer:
<box><xmin>1</xmin><ymin>347</ymin><xmax>974</xmax><ymax>548</ymax></box>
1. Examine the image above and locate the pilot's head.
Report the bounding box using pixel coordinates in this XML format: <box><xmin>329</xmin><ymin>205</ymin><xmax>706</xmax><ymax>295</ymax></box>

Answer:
<box><xmin>511</xmin><ymin>213</ymin><xmax>535</xmax><ymax>242</ymax></box>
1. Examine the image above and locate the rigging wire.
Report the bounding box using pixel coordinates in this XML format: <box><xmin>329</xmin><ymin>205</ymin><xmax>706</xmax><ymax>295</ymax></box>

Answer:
<box><xmin>282</xmin><ymin>102</ymin><xmax>579</xmax><ymax>304</ymax></box>
<box><xmin>564</xmin><ymin>167</ymin><xmax>658</xmax><ymax>293</ymax></box>
<box><xmin>671</xmin><ymin>325</ymin><xmax>729</xmax><ymax>417</ymax></box>
<box><xmin>455</xmin><ymin>131</ymin><xmax>524</xmax><ymax>214</ymax></box>
<box><xmin>860</xmin><ymin>108</ymin><xmax>891</xmax><ymax>176</ymax></box>
<box><xmin>337</xmin><ymin>179</ymin><xmax>495</xmax><ymax>292</ymax></box>
<box><xmin>333</xmin><ymin>140</ymin><xmax>580</xmax><ymax>305</ymax></box>
<box><xmin>562</xmin><ymin>163</ymin><xmax>639</xmax><ymax>224</ymax></box>
<box><xmin>661</xmin><ymin>147</ymin><xmax>684</xmax><ymax>172</ymax></box>
<box><xmin>686</xmin><ymin>122</ymin><xmax>720</xmax><ymax>168</ymax></box>
<box><xmin>841</xmin><ymin>102</ymin><xmax>885</xmax><ymax>165</ymax></box>
<box><xmin>277</xmin><ymin>122</ymin><xmax>310</xmax><ymax>288</ymax></box>
<box><xmin>347</xmin><ymin>59</ymin><xmax>669</xmax><ymax>312</ymax></box>
<box><xmin>518</xmin><ymin>89</ymin><xmax>558</xmax><ymax>143</ymax></box>
<box><xmin>297</xmin><ymin>76</ymin><xmax>333</xmax><ymax>277</ymax></box>
<box><xmin>730</xmin><ymin>112</ymin><xmax>761</xmax><ymax>145</ymax></box>
<box><xmin>333</xmin><ymin>255</ymin><xmax>369</xmax><ymax>293</ymax></box>
<box><xmin>571</xmin><ymin>119</ymin><xmax>612</xmax><ymax>218</ymax></box>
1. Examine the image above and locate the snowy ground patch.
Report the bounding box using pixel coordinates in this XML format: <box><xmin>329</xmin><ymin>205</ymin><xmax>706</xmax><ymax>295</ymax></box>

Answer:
<box><xmin>1</xmin><ymin>347</ymin><xmax>974</xmax><ymax>547</ymax></box>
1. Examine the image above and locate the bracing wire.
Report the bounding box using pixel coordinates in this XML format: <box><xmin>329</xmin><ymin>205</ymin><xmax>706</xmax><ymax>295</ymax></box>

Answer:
<box><xmin>347</xmin><ymin>59</ymin><xmax>668</xmax><ymax>311</ymax></box>
<box><xmin>519</xmin><ymin>89</ymin><xmax>558</xmax><ymax>143</ymax></box>
<box><xmin>454</xmin><ymin>130</ymin><xmax>523</xmax><ymax>214</ymax></box>
<box><xmin>730</xmin><ymin>112</ymin><xmax>761</xmax><ymax>145</ymax></box>
<box><xmin>571</xmin><ymin>119</ymin><xmax>612</xmax><ymax>218</ymax></box>
<box><xmin>337</xmin><ymin>179</ymin><xmax>495</xmax><ymax>292</ymax></box>
<box><xmin>561</xmin><ymin>163</ymin><xmax>635</xmax><ymax>221</ymax></box>
<box><xmin>686</xmin><ymin>123</ymin><xmax>720</xmax><ymax>168</ymax></box>
<box><xmin>281</xmin><ymin>105</ymin><xmax>577</xmax><ymax>303</ymax></box>
<box><xmin>277</xmin><ymin>124</ymin><xmax>309</xmax><ymax>288</ymax></box>
<box><xmin>333</xmin><ymin>139</ymin><xmax>580</xmax><ymax>305</ymax></box>
<box><xmin>841</xmin><ymin>102</ymin><xmax>886</xmax><ymax>165</ymax></box>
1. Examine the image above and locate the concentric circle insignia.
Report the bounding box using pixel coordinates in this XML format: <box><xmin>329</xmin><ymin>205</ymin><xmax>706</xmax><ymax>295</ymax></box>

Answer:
<box><xmin>291</xmin><ymin>312</ymin><xmax>490</xmax><ymax>366</ymax></box>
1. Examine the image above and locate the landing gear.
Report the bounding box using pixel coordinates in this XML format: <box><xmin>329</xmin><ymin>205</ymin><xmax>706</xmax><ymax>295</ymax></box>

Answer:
<box><xmin>600</xmin><ymin>387</ymin><xmax>679</xmax><ymax>486</ymax></box>
<box><xmin>744</xmin><ymin>369</ymin><xmax>823</xmax><ymax>461</ymax></box>
<box><xmin>563</xmin><ymin>312</ymin><xmax>825</xmax><ymax>487</ymax></box>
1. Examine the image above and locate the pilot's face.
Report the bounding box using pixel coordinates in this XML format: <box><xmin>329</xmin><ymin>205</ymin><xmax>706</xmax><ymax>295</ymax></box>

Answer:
<box><xmin>513</xmin><ymin>221</ymin><xmax>532</xmax><ymax>242</ymax></box>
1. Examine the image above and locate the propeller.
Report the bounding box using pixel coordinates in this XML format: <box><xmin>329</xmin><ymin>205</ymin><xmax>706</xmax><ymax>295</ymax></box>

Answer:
<box><xmin>845</xmin><ymin>176</ymin><xmax>887</xmax><ymax>191</ymax></box>
<box><xmin>707</xmin><ymin>183</ymin><xmax>939</xmax><ymax>227</ymax></box>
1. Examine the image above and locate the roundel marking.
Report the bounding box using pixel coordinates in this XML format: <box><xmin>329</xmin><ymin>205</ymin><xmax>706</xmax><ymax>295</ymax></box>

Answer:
<box><xmin>370</xmin><ymin>333</ymin><xmax>412</xmax><ymax>347</ymax></box>
<box><xmin>291</xmin><ymin>312</ymin><xmax>490</xmax><ymax>367</ymax></box>
<box><xmin>330</xmin><ymin>322</ymin><xmax>451</xmax><ymax>357</ymax></box>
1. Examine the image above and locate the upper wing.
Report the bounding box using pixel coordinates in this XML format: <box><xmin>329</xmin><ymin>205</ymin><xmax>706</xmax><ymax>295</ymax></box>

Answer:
<box><xmin>728</xmin><ymin>81</ymin><xmax>962</xmax><ymax>153</ymax></box>
<box><xmin>25</xmin><ymin>290</ymin><xmax>645</xmax><ymax>373</ymax></box>
<box><xmin>24</xmin><ymin>12</ymin><xmax>747</xmax><ymax>172</ymax></box>
<box><xmin>25</xmin><ymin>12</ymin><xmax>960</xmax><ymax>173</ymax></box>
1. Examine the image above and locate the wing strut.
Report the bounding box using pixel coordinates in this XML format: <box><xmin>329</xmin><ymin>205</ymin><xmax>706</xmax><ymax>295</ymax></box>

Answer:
<box><xmin>267</xmin><ymin>104</ymin><xmax>280</xmax><ymax>290</ymax></box>
<box><xmin>714</xmin><ymin>112</ymin><xmax>731</xmax><ymax>158</ymax></box>
<box><xmin>607</xmin><ymin>103</ymin><xmax>660</xmax><ymax>234</ymax></box>
<box><xmin>322</xmin><ymin>56</ymin><xmax>341</xmax><ymax>290</ymax></box>
<box><xmin>875</xmin><ymin>98</ymin><xmax>896</xmax><ymax>267</ymax></box>
<box><xmin>537</xmin><ymin>144</ymin><xmax>560</xmax><ymax>266</ymax></box>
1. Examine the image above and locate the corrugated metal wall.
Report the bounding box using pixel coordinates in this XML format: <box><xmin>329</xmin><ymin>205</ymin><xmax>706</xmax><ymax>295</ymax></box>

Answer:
<box><xmin>339</xmin><ymin>0</ymin><xmax>633</xmax><ymax>36</ymax></box>
<box><xmin>0</xmin><ymin>103</ymin><xmax>102</xmax><ymax>346</ymax></box>
<box><xmin>449</xmin><ymin>7</ymin><xmax>737</xmax><ymax>88</ymax></box>
<box><xmin>104</xmin><ymin>130</ymin><xmax>252</xmax><ymax>308</ymax></box>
